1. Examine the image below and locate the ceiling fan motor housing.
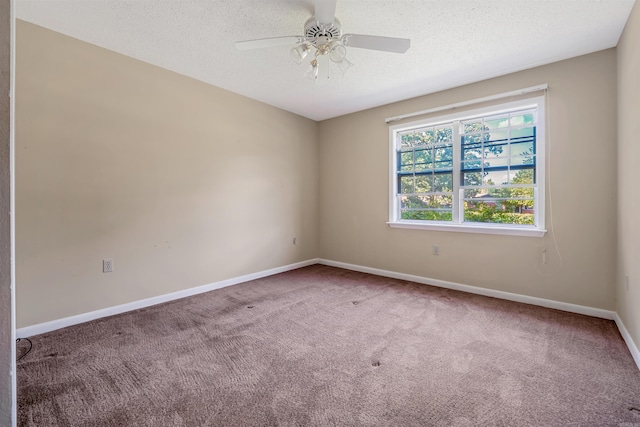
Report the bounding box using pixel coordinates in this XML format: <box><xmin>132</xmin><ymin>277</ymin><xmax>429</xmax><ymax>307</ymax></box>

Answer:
<box><xmin>304</xmin><ymin>17</ymin><xmax>342</xmax><ymax>46</ymax></box>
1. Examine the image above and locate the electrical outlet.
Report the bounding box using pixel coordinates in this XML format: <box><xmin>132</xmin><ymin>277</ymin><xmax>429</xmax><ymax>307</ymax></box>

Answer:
<box><xmin>432</xmin><ymin>245</ymin><xmax>440</xmax><ymax>256</ymax></box>
<box><xmin>103</xmin><ymin>259</ymin><xmax>114</xmax><ymax>273</ymax></box>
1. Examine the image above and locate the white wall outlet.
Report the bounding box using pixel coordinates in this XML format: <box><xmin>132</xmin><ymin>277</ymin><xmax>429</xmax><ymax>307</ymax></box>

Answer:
<box><xmin>103</xmin><ymin>259</ymin><xmax>114</xmax><ymax>273</ymax></box>
<box><xmin>432</xmin><ymin>245</ymin><xmax>440</xmax><ymax>256</ymax></box>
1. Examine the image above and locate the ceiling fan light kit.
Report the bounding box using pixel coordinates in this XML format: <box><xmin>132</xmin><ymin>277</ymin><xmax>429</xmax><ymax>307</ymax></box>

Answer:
<box><xmin>290</xmin><ymin>44</ymin><xmax>309</xmax><ymax>64</ymax></box>
<box><xmin>235</xmin><ymin>0</ymin><xmax>410</xmax><ymax>83</ymax></box>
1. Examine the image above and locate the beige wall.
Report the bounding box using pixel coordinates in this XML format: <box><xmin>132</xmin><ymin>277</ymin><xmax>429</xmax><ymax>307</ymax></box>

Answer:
<box><xmin>15</xmin><ymin>21</ymin><xmax>318</xmax><ymax>327</ymax></box>
<box><xmin>319</xmin><ymin>50</ymin><xmax>618</xmax><ymax>310</ymax></box>
<box><xmin>1</xmin><ymin>0</ymin><xmax>12</xmax><ymax>424</ymax></box>
<box><xmin>617</xmin><ymin>2</ymin><xmax>640</xmax><ymax>352</ymax></box>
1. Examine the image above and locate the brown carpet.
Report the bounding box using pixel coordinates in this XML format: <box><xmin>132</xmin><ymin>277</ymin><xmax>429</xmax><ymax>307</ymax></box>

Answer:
<box><xmin>16</xmin><ymin>265</ymin><xmax>640</xmax><ymax>426</ymax></box>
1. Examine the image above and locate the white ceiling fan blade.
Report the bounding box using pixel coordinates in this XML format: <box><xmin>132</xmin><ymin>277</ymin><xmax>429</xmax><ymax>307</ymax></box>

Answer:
<box><xmin>342</xmin><ymin>34</ymin><xmax>410</xmax><ymax>53</ymax></box>
<box><xmin>315</xmin><ymin>0</ymin><xmax>337</xmax><ymax>25</ymax></box>
<box><xmin>235</xmin><ymin>36</ymin><xmax>302</xmax><ymax>51</ymax></box>
<box><xmin>316</xmin><ymin>54</ymin><xmax>330</xmax><ymax>83</ymax></box>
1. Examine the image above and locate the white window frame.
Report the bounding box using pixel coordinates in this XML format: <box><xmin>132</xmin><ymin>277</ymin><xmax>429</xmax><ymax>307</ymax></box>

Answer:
<box><xmin>388</xmin><ymin>96</ymin><xmax>546</xmax><ymax>237</ymax></box>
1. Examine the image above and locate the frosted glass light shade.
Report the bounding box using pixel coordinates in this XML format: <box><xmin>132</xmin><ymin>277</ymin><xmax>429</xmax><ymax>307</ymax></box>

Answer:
<box><xmin>329</xmin><ymin>42</ymin><xmax>346</xmax><ymax>62</ymax></box>
<box><xmin>290</xmin><ymin>44</ymin><xmax>309</xmax><ymax>64</ymax></box>
<box><xmin>304</xmin><ymin>60</ymin><xmax>319</xmax><ymax>80</ymax></box>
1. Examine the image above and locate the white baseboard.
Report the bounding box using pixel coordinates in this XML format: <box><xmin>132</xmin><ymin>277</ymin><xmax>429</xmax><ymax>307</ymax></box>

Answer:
<box><xmin>613</xmin><ymin>313</ymin><xmax>640</xmax><ymax>370</ymax></box>
<box><xmin>318</xmin><ymin>259</ymin><xmax>615</xmax><ymax>319</ymax></box>
<box><xmin>318</xmin><ymin>258</ymin><xmax>640</xmax><ymax>370</ymax></box>
<box><xmin>16</xmin><ymin>258</ymin><xmax>319</xmax><ymax>338</ymax></box>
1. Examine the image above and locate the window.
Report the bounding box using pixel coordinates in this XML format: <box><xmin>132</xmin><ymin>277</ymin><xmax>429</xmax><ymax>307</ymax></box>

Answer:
<box><xmin>389</xmin><ymin>96</ymin><xmax>545</xmax><ymax>237</ymax></box>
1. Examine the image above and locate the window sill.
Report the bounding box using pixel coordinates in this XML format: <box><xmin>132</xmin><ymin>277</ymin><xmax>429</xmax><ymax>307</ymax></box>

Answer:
<box><xmin>387</xmin><ymin>221</ymin><xmax>546</xmax><ymax>237</ymax></box>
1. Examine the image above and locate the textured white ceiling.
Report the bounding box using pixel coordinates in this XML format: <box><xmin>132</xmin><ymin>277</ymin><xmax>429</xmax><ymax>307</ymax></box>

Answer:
<box><xmin>16</xmin><ymin>0</ymin><xmax>636</xmax><ymax>121</ymax></box>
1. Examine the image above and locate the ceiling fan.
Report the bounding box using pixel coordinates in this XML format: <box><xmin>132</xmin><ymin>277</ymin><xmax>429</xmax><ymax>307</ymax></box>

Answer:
<box><xmin>235</xmin><ymin>0</ymin><xmax>411</xmax><ymax>82</ymax></box>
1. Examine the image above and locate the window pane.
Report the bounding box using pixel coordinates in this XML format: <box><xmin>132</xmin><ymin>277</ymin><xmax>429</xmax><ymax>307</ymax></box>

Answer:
<box><xmin>463</xmin><ymin>188</ymin><xmax>506</xmax><ymax>198</ymax></box>
<box><xmin>464</xmin><ymin>196</ymin><xmax>535</xmax><ymax>225</ymax></box>
<box><xmin>463</xmin><ymin>147</ymin><xmax>482</xmax><ymax>160</ymax></box>
<box><xmin>509</xmin><ymin>187</ymin><xmax>535</xmax><ymax>200</ymax></box>
<box><xmin>436</xmin><ymin>127</ymin><xmax>453</xmax><ymax>142</ymax></box>
<box><xmin>510</xmin><ymin>141</ymin><xmax>534</xmax><ymax>156</ymax></box>
<box><xmin>415</xmin><ymin>148</ymin><xmax>430</xmax><ymax>165</ymax></box>
<box><xmin>461</xmin><ymin>159</ymin><xmax>482</xmax><ymax>171</ymax></box>
<box><xmin>483</xmin><ymin>170</ymin><xmax>508</xmax><ymax>186</ymax></box>
<box><xmin>400</xmin><ymin>195</ymin><xmax>452</xmax><ymax>209</ymax></box>
<box><xmin>511</xmin><ymin>155</ymin><xmax>535</xmax><ymax>167</ymax></box>
<box><xmin>399</xmin><ymin>133</ymin><xmax>415</xmax><ymax>148</ymax></box>
<box><xmin>400</xmin><ymin>195</ymin><xmax>427</xmax><ymax>209</ymax></box>
<box><xmin>486</xmin><ymin>130</ymin><xmax>509</xmax><ymax>143</ymax></box>
<box><xmin>462</xmin><ymin>134</ymin><xmax>483</xmax><ymax>146</ymax></box>
<box><xmin>400</xmin><ymin>176</ymin><xmax>414</xmax><ymax>193</ymax></box>
<box><xmin>434</xmin><ymin>147</ymin><xmax>453</xmax><ymax>169</ymax></box>
<box><xmin>463</xmin><ymin>121</ymin><xmax>483</xmax><ymax>133</ymax></box>
<box><xmin>484</xmin><ymin>157</ymin><xmax>509</xmax><ymax>169</ymax></box>
<box><xmin>463</xmin><ymin>171</ymin><xmax>483</xmax><ymax>186</ymax></box>
<box><xmin>464</xmin><ymin>207</ymin><xmax>534</xmax><ymax>225</ymax></box>
<box><xmin>510</xmin><ymin>168</ymin><xmax>534</xmax><ymax>184</ymax></box>
<box><xmin>401</xmin><ymin>210</ymin><xmax>453</xmax><ymax>221</ymax></box>
<box><xmin>415</xmin><ymin>147</ymin><xmax>431</xmax><ymax>172</ymax></box>
<box><xmin>511</xmin><ymin>126</ymin><xmax>535</xmax><ymax>139</ymax></box>
<box><xmin>400</xmin><ymin>151</ymin><xmax>413</xmax><ymax>169</ymax></box>
<box><xmin>435</xmin><ymin>161</ymin><xmax>452</xmax><ymax>170</ymax></box>
<box><xmin>433</xmin><ymin>174</ymin><xmax>453</xmax><ymax>192</ymax></box>
<box><xmin>510</xmin><ymin>111</ymin><xmax>535</xmax><ymax>126</ymax></box>
<box><xmin>463</xmin><ymin>184</ymin><xmax>535</xmax><ymax>225</ymax></box>
<box><xmin>400</xmin><ymin>192</ymin><xmax>453</xmax><ymax>221</ymax></box>
<box><xmin>484</xmin><ymin>115</ymin><xmax>509</xmax><ymax>130</ymax></box>
<box><xmin>414</xmin><ymin>175</ymin><xmax>432</xmax><ymax>193</ymax></box>
<box><xmin>485</xmin><ymin>144</ymin><xmax>507</xmax><ymax>159</ymax></box>
<box><xmin>420</xmin><ymin>129</ymin><xmax>435</xmax><ymax>144</ymax></box>
<box><xmin>414</xmin><ymin>163</ymin><xmax>429</xmax><ymax>172</ymax></box>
